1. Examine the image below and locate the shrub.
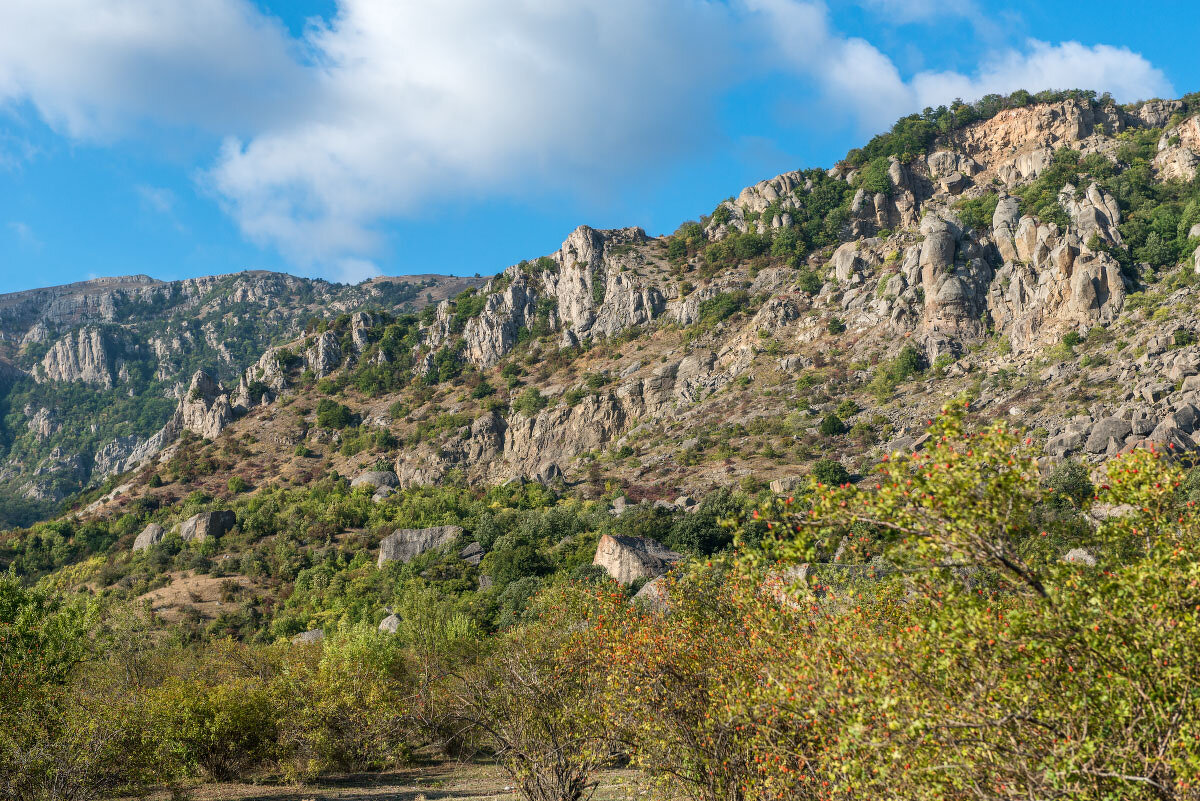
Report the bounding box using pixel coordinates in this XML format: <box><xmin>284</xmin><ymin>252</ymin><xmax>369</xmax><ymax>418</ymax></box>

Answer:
<box><xmin>817</xmin><ymin>414</ymin><xmax>846</xmax><ymax>436</ymax></box>
<box><xmin>826</xmin><ymin>317</ymin><xmax>846</xmax><ymax>335</ymax></box>
<box><xmin>511</xmin><ymin>388</ymin><xmax>549</xmax><ymax>417</ymax></box>
<box><xmin>315</xmin><ymin>399</ymin><xmax>358</xmax><ymax>429</ymax></box>
<box><xmin>811</xmin><ymin>458</ymin><xmax>850</xmax><ymax>485</ymax></box>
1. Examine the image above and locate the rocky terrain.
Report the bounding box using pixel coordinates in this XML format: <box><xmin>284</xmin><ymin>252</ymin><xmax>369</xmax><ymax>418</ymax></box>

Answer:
<box><xmin>0</xmin><ymin>271</ymin><xmax>482</xmax><ymax>524</ymax></box>
<box><xmin>9</xmin><ymin>90</ymin><xmax>1200</xmax><ymax>531</ymax></box>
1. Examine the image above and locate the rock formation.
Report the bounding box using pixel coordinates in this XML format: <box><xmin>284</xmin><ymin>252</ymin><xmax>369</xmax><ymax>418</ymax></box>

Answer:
<box><xmin>593</xmin><ymin>534</ymin><xmax>682</xmax><ymax>585</ymax></box>
<box><xmin>377</xmin><ymin>525</ymin><xmax>463</xmax><ymax>567</ymax></box>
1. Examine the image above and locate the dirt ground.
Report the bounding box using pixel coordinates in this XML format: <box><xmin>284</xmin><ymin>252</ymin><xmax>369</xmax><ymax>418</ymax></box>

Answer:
<box><xmin>136</xmin><ymin>763</ymin><xmax>647</xmax><ymax>801</ymax></box>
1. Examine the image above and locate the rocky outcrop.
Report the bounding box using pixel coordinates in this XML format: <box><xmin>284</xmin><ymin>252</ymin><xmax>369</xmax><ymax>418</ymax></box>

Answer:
<box><xmin>179</xmin><ymin>510</ymin><xmax>236</xmax><ymax>543</ymax></box>
<box><xmin>593</xmin><ymin>534</ymin><xmax>682</xmax><ymax>585</ymax></box>
<box><xmin>378</xmin><ymin>614</ymin><xmax>401</xmax><ymax>634</ymax></box>
<box><xmin>1154</xmin><ymin>115</ymin><xmax>1200</xmax><ymax>182</ymax></box>
<box><xmin>306</xmin><ymin>331</ymin><xmax>343</xmax><ymax>378</ymax></box>
<box><xmin>38</xmin><ymin>328</ymin><xmax>113</xmax><ymax>387</ymax></box>
<box><xmin>632</xmin><ymin>575</ymin><xmax>671</xmax><ymax>613</ymax></box>
<box><xmin>132</xmin><ymin>523</ymin><xmax>165</xmax><ymax>552</ymax></box>
<box><xmin>351</xmin><ymin>471</ymin><xmax>399</xmax><ymax>490</ymax></box>
<box><xmin>180</xmin><ymin>370</ymin><xmax>234</xmax><ymax>440</ymax></box>
<box><xmin>377</xmin><ymin>525</ymin><xmax>463</xmax><ymax>567</ymax></box>
<box><xmin>543</xmin><ymin>226</ymin><xmax>665</xmax><ymax>345</ymax></box>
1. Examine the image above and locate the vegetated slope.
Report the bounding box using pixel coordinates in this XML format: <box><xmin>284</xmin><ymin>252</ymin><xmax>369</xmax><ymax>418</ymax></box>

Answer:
<box><xmin>0</xmin><ymin>271</ymin><xmax>482</xmax><ymax>526</ymax></box>
<box><xmin>10</xmin><ymin>88</ymin><xmax>1200</xmax><ymax>635</ymax></box>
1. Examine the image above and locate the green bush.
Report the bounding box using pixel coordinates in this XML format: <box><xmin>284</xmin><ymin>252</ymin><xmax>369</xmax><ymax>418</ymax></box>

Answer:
<box><xmin>818</xmin><ymin>414</ymin><xmax>846</xmax><ymax>436</ymax></box>
<box><xmin>811</xmin><ymin>458</ymin><xmax>850</xmax><ymax>485</ymax></box>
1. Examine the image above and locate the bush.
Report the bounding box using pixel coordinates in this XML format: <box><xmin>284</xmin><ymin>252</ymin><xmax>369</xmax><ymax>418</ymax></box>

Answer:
<box><xmin>817</xmin><ymin>414</ymin><xmax>846</xmax><ymax>436</ymax></box>
<box><xmin>811</xmin><ymin>458</ymin><xmax>850</xmax><ymax>485</ymax></box>
<box><xmin>315</xmin><ymin>399</ymin><xmax>358</xmax><ymax>429</ymax></box>
<box><xmin>826</xmin><ymin>317</ymin><xmax>846</xmax><ymax>335</ymax></box>
<box><xmin>511</xmin><ymin>388</ymin><xmax>549</xmax><ymax>417</ymax></box>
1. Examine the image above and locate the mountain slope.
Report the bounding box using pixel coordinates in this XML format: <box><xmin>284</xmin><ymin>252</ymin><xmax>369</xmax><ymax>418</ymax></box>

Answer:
<box><xmin>0</xmin><ymin>271</ymin><xmax>483</xmax><ymax>525</ymax></box>
<box><xmin>9</xmin><ymin>89</ymin><xmax>1200</xmax><ymax>633</ymax></box>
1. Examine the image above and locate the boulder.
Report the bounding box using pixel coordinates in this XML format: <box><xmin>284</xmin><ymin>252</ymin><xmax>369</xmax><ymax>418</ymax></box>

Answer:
<box><xmin>593</xmin><ymin>534</ymin><xmax>682</xmax><ymax>585</ymax></box>
<box><xmin>292</xmin><ymin>629</ymin><xmax>325</xmax><ymax>645</ymax></box>
<box><xmin>372</xmin><ymin>486</ymin><xmax>395</xmax><ymax>503</ymax></box>
<box><xmin>179</xmin><ymin>510</ymin><xmax>236</xmax><ymax>543</ymax></box>
<box><xmin>1084</xmin><ymin>417</ymin><xmax>1131</xmax><ymax>453</ymax></box>
<box><xmin>1063</xmin><ymin>548</ymin><xmax>1097</xmax><ymax>567</ymax></box>
<box><xmin>460</xmin><ymin>541</ymin><xmax>484</xmax><ymax>566</ymax></box>
<box><xmin>378</xmin><ymin>525</ymin><xmax>463</xmax><ymax>567</ymax></box>
<box><xmin>378</xmin><ymin>614</ymin><xmax>401</xmax><ymax>634</ymax></box>
<box><xmin>132</xmin><ymin>523</ymin><xmax>165</xmax><ymax>552</ymax></box>
<box><xmin>632</xmin><ymin>576</ymin><xmax>670</xmax><ymax>614</ymax></box>
<box><xmin>352</xmin><ymin>470</ymin><xmax>399</xmax><ymax>489</ymax></box>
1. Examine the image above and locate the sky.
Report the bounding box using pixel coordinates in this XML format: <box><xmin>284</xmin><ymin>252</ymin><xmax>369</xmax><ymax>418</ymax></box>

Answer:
<box><xmin>0</xmin><ymin>0</ymin><xmax>1193</xmax><ymax>294</ymax></box>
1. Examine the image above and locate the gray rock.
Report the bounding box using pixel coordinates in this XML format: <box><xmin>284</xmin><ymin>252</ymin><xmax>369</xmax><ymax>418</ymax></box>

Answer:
<box><xmin>1084</xmin><ymin>417</ymin><xmax>1131</xmax><ymax>453</ymax></box>
<box><xmin>378</xmin><ymin>525</ymin><xmax>463</xmax><ymax>567</ymax></box>
<box><xmin>351</xmin><ymin>470</ymin><xmax>399</xmax><ymax>489</ymax></box>
<box><xmin>1063</xmin><ymin>548</ymin><xmax>1097</xmax><ymax>567</ymax></box>
<box><xmin>593</xmin><ymin>534</ymin><xmax>682</xmax><ymax>585</ymax></box>
<box><xmin>372</xmin><ymin>486</ymin><xmax>395</xmax><ymax>503</ymax></box>
<box><xmin>179</xmin><ymin>510</ymin><xmax>236</xmax><ymax>543</ymax></box>
<box><xmin>460</xmin><ymin>541</ymin><xmax>484</xmax><ymax>566</ymax></box>
<box><xmin>478</xmin><ymin>575</ymin><xmax>494</xmax><ymax>590</ymax></box>
<box><xmin>132</xmin><ymin>523</ymin><xmax>165</xmax><ymax>552</ymax></box>
<box><xmin>292</xmin><ymin>629</ymin><xmax>325</xmax><ymax>645</ymax></box>
<box><xmin>378</xmin><ymin>614</ymin><xmax>401</xmax><ymax>634</ymax></box>
<box><xmin>632</xmin><ymin>576</ymin><xmax>670</xmax><ymax>614</ymax></box>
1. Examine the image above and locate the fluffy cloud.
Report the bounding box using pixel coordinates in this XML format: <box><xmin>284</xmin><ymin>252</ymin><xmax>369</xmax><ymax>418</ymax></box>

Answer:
<box><xmin>0</xmin><ymin>0</ymin><xmax>305</xmax><ymax>138</ymax></box>
<box><xmin>206</xmin><ymin>0</ymin><xmax>733</xmax><ymax>263</ymax></box>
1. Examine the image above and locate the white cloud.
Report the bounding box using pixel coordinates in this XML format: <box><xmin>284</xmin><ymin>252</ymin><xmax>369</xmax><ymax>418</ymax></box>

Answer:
<box><xmin>206</xmin><ymin>0</ymin><xmax>733</xmax><ymax>264</ymax></box>
<box><xmin>0</xmin><ymin>0</ymin><xmax>306</xmax><ymax>139</ymax></box>
<box><xmin>910</xmin><ymin>40</ymin><xmax>1174</xmax><ymax>112</ymax></box>
<box><xmin>331</xmin><ymin>258</ymin><xmax>382</xmax><ymax>285</ymax></box>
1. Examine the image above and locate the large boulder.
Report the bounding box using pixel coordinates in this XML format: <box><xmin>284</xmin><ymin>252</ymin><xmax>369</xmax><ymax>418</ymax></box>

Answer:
<box><xmin>1084</xmin><ymin>417</ymin><xmax>1131</xmax><ymax>454</ymax></box>
<box><xmin>593</xmin><ymin>534</ymin><xmax>682</xmax><ymax>585</ymax></box>
<box><xmin>132</xmin><ymin>523</ymin><xmax>165</xmax><ymax>552</ymax></box>
<box><xmin>179</xmin><ymin>510</ymin><xmax>236</xmax><ymax>543</ymax></box>
<box><xmin>378</xmin><ymin>525</ymin><xmax>463</xmax><ymax>567</ymax></box>
<box><xmin>351</xmin><ymin>471</ymin><xmax>399</xmax><ymax>490</ymax></box>
<box><xmin>378</xmin><ymin>614</ymin><xmax>401</xmax><ymax>634</ymax></box>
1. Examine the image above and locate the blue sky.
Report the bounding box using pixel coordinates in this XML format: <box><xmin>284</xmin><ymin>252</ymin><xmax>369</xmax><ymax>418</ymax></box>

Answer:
<box><xmin>0</xmin><ymin>1</ymin><xmax>1192</xmax><ymax>293</ymax></box>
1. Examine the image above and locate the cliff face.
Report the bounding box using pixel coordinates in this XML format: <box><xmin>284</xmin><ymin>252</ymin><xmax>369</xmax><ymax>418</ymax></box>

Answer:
<box><xmin>13</xmin><ymin>93</ymin><xmax>1200</xmax><ymax>529</ymax></box>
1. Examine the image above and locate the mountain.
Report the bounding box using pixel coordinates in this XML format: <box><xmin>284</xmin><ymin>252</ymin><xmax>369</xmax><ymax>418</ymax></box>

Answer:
<box><xmin>7</xmin><ymin>87</ymin><xmax>1200</xmax><ymax>625</ymax></box>
<box><xmin>0</xmin><ymin>271</ymin><xmax>483</xmax><ymax>526</ymax></box>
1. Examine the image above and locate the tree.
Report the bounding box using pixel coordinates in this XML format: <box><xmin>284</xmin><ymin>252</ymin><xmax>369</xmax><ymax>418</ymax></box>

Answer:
<box><xmin>451</xmin><ymin>586</ymin><xmax>613</xmax><ymax>801</ymax></box>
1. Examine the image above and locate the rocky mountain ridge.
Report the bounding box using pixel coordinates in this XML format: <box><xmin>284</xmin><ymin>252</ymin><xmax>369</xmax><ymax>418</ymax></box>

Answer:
<box><xmin>14</xmin><ymin>90</ymin><xmax>1200</xmax><ymax>529</ymax></box>
<box><xmin>0</xmin><ymin>270</ymin><xmax>482</xmax><ymax>524</ymax></box>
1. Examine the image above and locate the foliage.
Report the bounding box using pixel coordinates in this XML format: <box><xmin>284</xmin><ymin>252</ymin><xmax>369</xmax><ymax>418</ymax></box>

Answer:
<box><xmin>955</xmin><ymin>191</ymin><xmax>1000</xmax><ymax>230</ymax></box>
